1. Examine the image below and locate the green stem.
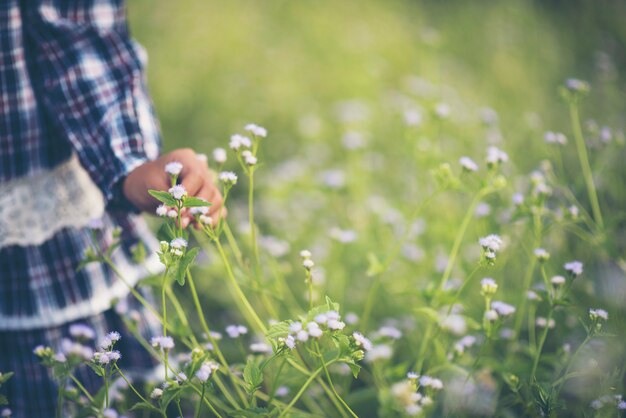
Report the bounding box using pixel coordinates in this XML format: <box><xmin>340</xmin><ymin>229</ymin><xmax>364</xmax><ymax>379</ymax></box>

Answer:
<box><xmin>553</xmin><ymin>335</ymin><xmax>592</xmax><ymax>396</ymax></box>
<box><xmin>569</xmin><ymin>102</ymin><xmax>603</xmax><ymax>229</ymax></box>
<box><xmin>176</xmin><ymin>399</ymin><xmax>184</xmax><ymax>418</ymax></box>
<box><xmin>278</xmin><ymin>365</ymin><xmax>326</xmax><ymax>418</ymax></box>
<box><xmin>104</xmin><ymin>370</ymin><xmax>109</xmax><ymax>408</ymax></box>
<box><xmin>114</xmin><ymin>365</ymin><xmax>155</xmax><ymax>407</ymax></box>
<box><xmin>68</xmin><ymin>374</ymin><xmax>94</xmax><ymax>404</ymax></box>
<box><xmin>530</xmin><ymin>308</ymin><xmax>553</xmax><ymax>381</ymax></box>
<box><xmin>161</xmin><ymin>270</ymin><xmax>169</xmax><ymax>381</ymax></box>
<box><xmin>249</xmin><ymin>168</ymin><xmax>261</xmax><ymax>269</ymax></box>
<box><xmin>56</xmin><ymin>380</ymin><xmax>64</xmax><ymax>418</ymax></box>
<box><xmin>214</xmin><ymin>239</ymin><xmax>266</xmax><ymax>333</ymax></box>
<box><xmin>186</xmin><ymin>270</ymin><xmax>248</xmax><ymax>407</ymax></box>
<box><xmin>195</xmin><ymin>383</ymin><xmax>206</xmax><ymax>418</ymax></box>
<box><xmin>315</xmin><ymin>343</ymin><xmax>358</xmax><ymax>418</ymax></box>
<box><xmin>514</xmin><ymin>213</ymin><xmax>542</xmax><ymax>337</ymax></box>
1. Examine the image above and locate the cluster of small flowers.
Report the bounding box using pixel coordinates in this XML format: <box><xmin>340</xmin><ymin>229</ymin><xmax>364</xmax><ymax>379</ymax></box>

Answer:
<box><xmin>534</xmin><ymin>248</ymin><xmax>550</xmax><ymax>262</ymax></box>
<box><xmin>225</xmin><ymin>324</ymin><xmax>248</xmax><ymax>338</ymax></box>
<box><xmin>453</xmin><ymin>335</ymin><xmax>477</xmax><ymax>355</ymax></box>
<box><xmin>529</xmin><ymin>171</ymin><xmax>552</xmax><ymax>198</ymax></box>
<box><xmin>218</xmin><ymin>171</ymin><xmax>238</xmax><ymax>186</ymax></box>
<box><xmin>535</xmin><ymin>317</ymin><xmax>555</xmax><ymax>328</ymax></box>
<box><xmin>93</xmin><ymin>331</ymin><xmax>122</xmax><ymax>365</ymax></box>
<box><xmin>300</xmin><ymin>249</ymin><xmax>314</xmax><ymax>270</ymax></box>
<box><xmin>229</xmin><ymin>134</ymin><xmax>252</xmax><ymax>151</ymax></box>
<box><xmin>159</xmin><ymin>237</ymin><xmax>188</xmax><ymax>257</ymax></box>
<box><xmin>589</xmin><ymin>308</ymin><xmax>609</xmax><ymax>321</ymax></box>
<box><xmin>480</xmin><ymin>278</ymin><xmax>498</xmax><ymax>297</ymax></box>
<box><xmin>278</xmin><ymin>311</ymin><xmax>347</xmax><ymax>350</ymax></box>
<box><xmin>485</xmin><ymin>146</ymin><xmax>508</xmax><ymax>167</ymax></box>
<box><xmin>58</xmin><ymin>338</ymin><xmax>94</xmax><ymax>362</ymax></box>
<box><xmin>391</xmin><ymin>373</ymin><xmax>443</xmax><ymax>416</ymax></box>
<box><xmin>169</xmin><ymin>184</ymin><xmax>187</xmax><ymax>200</ymax></box>
<box><xmin>486</xmin><ymin>301</ymin><xmax>516</xmax><ymax>321</ymax></box>
<box><xmin>590</xmin><ymin>394</ymin><xmax>626</xmax><ymax>411</ymax></box>
<box><xmin>195</xmin><ymin>361</ymin><xmax>220</xmax><ymax>383</ymax></box>
<box><xmin>479</xmin><ymin>234</ymin><xmax>503</xmax><ymax>262</ymax></box>
<box><xmin>151</xmin><ymin>336</ymin><xmax>175</xmax><ymax>351</ymax></box>
<box><xmin>564</xmin><ymin>260</ymin><xmax>583</xmax><ymax>276</ymax></box>
<box><xmin>459</xmin><ymin>156</ymin><xmax>478</xmax><ymax>172</ymax></box>
<box><xmin>164</xmin><ymin>161</ymin><xmax>183</xmax><ymax>177</ymax></box>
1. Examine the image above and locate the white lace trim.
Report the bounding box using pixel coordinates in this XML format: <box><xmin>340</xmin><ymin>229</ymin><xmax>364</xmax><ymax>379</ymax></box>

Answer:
<box><xmin>0</xmin><ymin>155</ymin><xmax>106</xmax><ymax>249</ymax></box>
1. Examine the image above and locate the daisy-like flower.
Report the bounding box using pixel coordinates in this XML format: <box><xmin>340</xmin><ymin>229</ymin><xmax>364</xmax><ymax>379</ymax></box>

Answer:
<box><xmin>151</xmin><ymin>336</ymin><xmax>175</xmax><ymax>350</ymax></box>
<box><xmin>459</xmin><ymin>156</ymin><xmax>478</xmax><ymax>172</ymax></box>
<box><xmin>164</xmin><ymin>161</ymin><xmax>183</xmax><ymax>176</ymax></box>
<box><xmin>244</xmin><ymin>123</ymin><xmax>267</xmax><ymax>138</ymax></box>
<box><xmin>169</xmin><ymin>184</ymin><xmax>187</xmax><ymax>200</ymax></box>
<box><xmin>352</xmin><ymin>332</ymin><xmax>373</xmax><ymax>351</ymax></box>
<box><xmin>219</xmin><ymin>171</ymin><xmax>238</xmax><ymax>186</ymax></box>
<box><xmin>212</xmin><ymin>148</ymin><xmax>227</xmax><ymax>164</ymax></box>
<box><xmin>564</xmin><ymin>261</ymin><xmax>583</xmax><ymax>276</ymax></box>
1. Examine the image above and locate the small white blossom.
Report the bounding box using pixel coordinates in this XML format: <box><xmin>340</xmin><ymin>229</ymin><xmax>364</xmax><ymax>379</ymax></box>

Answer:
<box><xmin>302</xmin><ymin>259</ymin><xmax>315</xmax><ymax>269</ymax></box>
<box><xmin>419</xmin><ymin>375</ymin><xmax>444</xmax><ymax>390</ymax></box>
<box><xmin>170</xmin><ymin>238</ymin><xmax>188</xmax><ymax>250</ymax></box>
<box><xmin>352</xmin><ymin>332</ymin><xmax>373</xmax><ymax>351</ymax></box>
<box><xmin>150</xmin><ymin>388</ymin><xmax>163</xmax><ymax>399</ymax></box>
<box><xmin>244</xmin><ymin>123</ymin><xmax>267</xmax><ymax>137</ymax></box>
<box><xmin>551</xmin><ymin>275</ymin><xmax>566</xmax><ymax>286</ymax></box>
<box><xmin>229</xmin><ymin>134</ymin><xmax>252</xmax><ymax>150</ymax></box>
<box><xmin>365</xmin><ymin>344</ymin><xmax>393</xmax><ymax>362</ymax></box>
<box><xmin>156</xmin><ymin>205</ymin><xmax>168</xmax><ymax>217</ymax></box>
<box><xmin>376</xmin><ymin>325</ymin><xmax>403</xmax><ymax>340</ymax></box>
<box><xmin>486</xmin><ymin>146</ymin><xmax>508</xmax><ymax>166</ymax></box>
<box><xmin>407</xmin><ymin>372</ymin><xmax>419</xmax><ymax>380</ymax></box>
<box><xmin>459</xmin><ymin>156</ymin><xmax>478</xmax><ymax>172</ymax></box>
<box><xmin>69</xmin><ymin>324</ymin><xmax>96</xmax><ymax>340</ymax></box>
<box><xmin>300</xmin><ymin>249</ymin><xmax>312</xmax><ymax>258</ymax></box>
<box><xmin>491</xmin><ymin>301</ymin><xmax>516</xmax><ymax>317</ymax></box>
<box><xmin>169</xmin><ymin>184</ymin><xmax>187</xmax><ymax>200</ymax></box>
<box><xmin>284</xmin><ymin>335</ymin><xmax>296</xmax><ymax>350</ymax></box>
<box><xmin>102</xmin><ymin>409</ymin><xmax>118</xmax><ymax>418</ymax></box>
<box><xmin>564</xmin><ymin>261</ymin><xmax>583</xmax><ymax>276</ymax></box>
<box><xmin>225</xmin><ymin>325</ymin><xmax>248</xmax><ymax>338</ymax></box>
<box><xmin>479</xmin><ymin>234</ymin><xmax>503</xmax><ymax>252</ymax></box>
<box><xmin>589</xmin><ymin>308</ymin><xmax>609</xmax><ymax>321</ymax></box>
<box><xmin>327</xmin><ymin>319</ymin><xmax>346</xmax><ymax>331</ymax></box>
<box><xmin>534</xmin><ymin>248</ymin><xmax>550</xmax><ymax>261</ymax></box>
<box><xmin>512</xmin><ymin>193</ymin><xmax>524</xmax><ymax>206</ymax></box>
<box><xmin>212</xmin><ymin>148</ymin><xmax>227</xmax><ymax>164</ymax></box>
<box><xmin>167</xmin><ymin>209</ymin><xmax>178</xmax><ymax>218</ymax></box>
<box><xmin>480</xmin><ymin>278</ymin><xmax>498</xmax><ymax>296</ymax></box>
<box><xmin>485</xmin><ymin>310</ymin><xmax>499</xmax><ymax>322</ymax></box>
<box><xmin>219</xmin><ymin>171</ymin><xmax>238</xmax><ymax>185</ymax></box>
<box><xmin>535</xmin><ymin>317</ymin><xmax>555</xmax><ymax>328</ymax></box>
<box><xmin>151</xmin><ymin>336</ymin><xmax>175</xmax><ymax>350</ymax></box>
<box><xmin>307</xmin><ymin>322</ymin><xmax>323</xmax><ymax>338</ymax></box>
<box><xmin>190</xmin><ymin>205</ymin><xmax>209</xmax><ymax>216</ymax></box>
<box><xmin>164</xmin><ymin>161</ymin><xmax>183</xmax><ymax>176</ymax></box>
<box><xmin>544</xmin><ymin>131</ymin><xmax>567</xmax><ymax>145</ymax></box>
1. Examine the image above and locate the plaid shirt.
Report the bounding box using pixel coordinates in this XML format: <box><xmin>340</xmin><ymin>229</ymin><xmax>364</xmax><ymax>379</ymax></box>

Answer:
<box><xmin>0</xmin><ymin>0</ymin><xmax>162</xmax><ymax>330</ymax></box>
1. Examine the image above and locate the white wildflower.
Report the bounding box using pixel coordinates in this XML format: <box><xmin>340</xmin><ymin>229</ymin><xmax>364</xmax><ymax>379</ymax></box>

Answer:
<box><xmin>219</xmin><ymin>171</ymin><xmax>238</xmax><ymax>185</ymax></box>
<box><xmin>212</xmin><ymin>148</ymin><xmax>227</xmax><ymax>164</ymax></box>
<box><xmin>168</xmin><ymin>184</ymin><xmax>187</xmax><ymax>200</ymax></box>
<box><xmin>225</xmin><ymin>325</ymin><xmax>248</xmax><ymax>338</ymax></box>
<box><xmin>564</xmin><ymin>261</ymin><xmax>583</xmax><ymax>276</ymax></box>
<box><xmin>459</xmin><ymin>156</ymin><xmax>478</xmax><ymax>172</ymax></box>
<box><xmin>156</xmin><ymin>205</ymin><xmax>168</xmax><ymax>217</ymax></box>
<box><xmin>550</xmin><ymin>275</ymin><xmax>566</xmax><ymax>286</ymax></box>
<box><xmin>151</xmin><ymin>336</ymin><xmax>175</xmax><ymax>350</ymax></box>
<box><xmin>491</xmin><ymin>301</ymin><xmax>516</xmax><ymax>317</ymax></box>
<box><xmin>589</xmin><ymin>308</ymin><xmax>609</xmax><ymax>321</ymax></box>
<box><xmin>69</xmin><ymin>324</ymin><xmax>96</xmax><ymax>340</ymax></box>
<box><xmin>480</xmin><ymin>278</ymin><xmax>498</xmax><ymax>296</ymax></box>
<box><xmin>164</xmin><ymin>161</ymin><xmax>183</xmax><ymax>176</ymax></box>
<box><xmin>352</xmin><ymin>332</ymin><xmax>373</xmax><ymax>351</ymax></box>
<box><xmin>244</xmin><ymin>123</ymin><xmax>267</xmax><ymax>138</ymax></box>
<box><xmin>150</xmin><ymin>388</ymin><xmax>163</xmax><ymax>399</ymax></box>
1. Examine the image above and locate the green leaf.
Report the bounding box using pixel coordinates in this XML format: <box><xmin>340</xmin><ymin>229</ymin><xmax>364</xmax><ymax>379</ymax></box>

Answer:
<box><xmin>149</xmin><ymin>189</ymin><xmax>177</xmax><ymax>206</ymax></box>
<box><xmin>129</xmin><ymin>401</ymin><xmax>160</xmax><ymax>413</ymax></box>
<box><xmin>0</xmin><ymin>371</ymin><xmax>11</xmax><ymax>384</ymax></box>
<box><xmin>174</xmin><ymin>247</ymin><xmax>200</xmax><ymax>286</ymax></box>
<box><xmin>345</xmin><ymin>360</ymin><xmax>362</xmax><ymax>378</ymax></box>
<box><xmin>183</xmin><ymin>196</ymin><xmax>212</xmax><ymax>208</ymax></box>
<box><xmin>366</xmin><ymin>252</ymin><xmax>384</xmax><ymax>277</ymax></box>
<box><xmin>131</xmin><ymin>241</ymin><xmax>147</xmax><ymax>264</ymax></box>
<box><xmin>156</xmin><ymin>222</ymin><xmax>177</xmax><ymax>242</ymax></box>
<box><xmin>243</xmin><ymin>358</ymin><xmax>264</xmax><ymax>395</ymax></box>
<box><xmin>266</xmin><ymin>321</ymin><xmax>290</xmax><ymax>340</ymax></box>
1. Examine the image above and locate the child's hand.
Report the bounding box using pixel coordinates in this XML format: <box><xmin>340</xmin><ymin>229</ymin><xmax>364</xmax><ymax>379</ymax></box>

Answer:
<box><xmin>122</xmin><ymin>148</ymin><xmax>224</xmax><ymax>228</ymax></box>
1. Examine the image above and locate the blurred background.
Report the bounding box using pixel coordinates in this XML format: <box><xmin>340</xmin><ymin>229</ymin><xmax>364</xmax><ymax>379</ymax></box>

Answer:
<box><xmin>128</xmin><ymin>1</ymin><xmax>626</xmax><ymax>414</ymax></box>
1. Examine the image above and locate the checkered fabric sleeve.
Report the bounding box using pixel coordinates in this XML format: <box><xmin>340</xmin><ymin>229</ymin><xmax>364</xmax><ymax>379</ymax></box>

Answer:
<box><xmin>22</xmin><ymin>0</ymin><xmax>161</xmax><ymax>204</ymax></box>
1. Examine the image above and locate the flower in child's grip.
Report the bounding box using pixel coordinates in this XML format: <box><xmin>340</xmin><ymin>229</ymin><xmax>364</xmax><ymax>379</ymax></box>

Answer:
<box><xmin>151</xmin><ymin>336</ymin><xmax>175</xmax><ymax>350</ymax></box>
<box><xmin>459</xmin><ymin>156</ymin><xmax>478</xmax><ymax>172</ymax></box>
<box><xmin>169</xmin><ymin>184</ymin><xmax>187</xmax><ymax>200</ymax></box>
<box><xmin>212</xmin><ymin>148</ymin><xmax>227</xmax><ymax>164</ymax></box>
<box><xmin>219</xmin><ymin>171</ymin><xmax>238</xmax><ymax>186</ymax></box>
<box><xmin>164</xmin><ymin>161</ymin><xmax>183</xmax><ymax>176</ymax></box>
<box><xmin>244</xmin><ymin>123</ymin><xmax>268</xmax><ymax>138</ymax></box>
<box><xmin>480</xmin><ymin>278</ymin><xmax>498</xmax><ymax>297</ymax></box>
